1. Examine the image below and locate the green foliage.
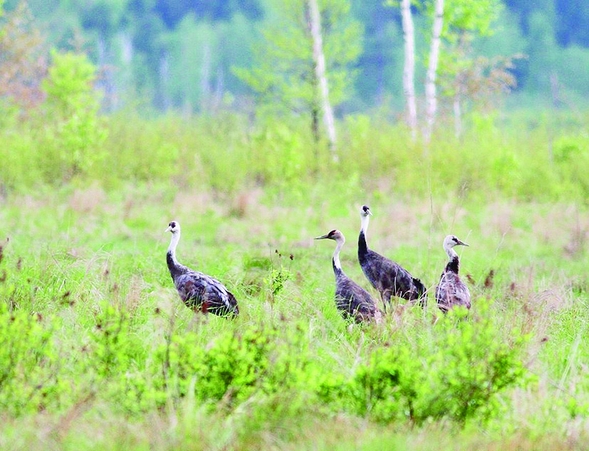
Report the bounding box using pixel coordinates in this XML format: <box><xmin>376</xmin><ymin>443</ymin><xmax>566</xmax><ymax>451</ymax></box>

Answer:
<box><xmin>235</xmin><ymin>0</ymin><xmax>362</xmax><ymax>132</ymax></box>
<box><xmin>11</xmin><ymin>0</ymin><xmax>589</xmax><ymax>113</ymax></box>
<box><xmin>0</xmin><ymin>302</ymin><xmax>58</xmax><ymax>415</ymax></box>
<box><xmin>159</xmin><ymin>322</ymin><xmax>311</xmax><ymax>407</ymax></box>
<box><xmin>344</xmin><ymin>302</ymin><xmax>530</xmax><ymax>425</ymax></box>
<box><xmin>0</xmin><ymin>181</ymin><xmax>588</xmax><ymax>448</ymax></box>
<box><xmin>40</xmin><ymin>51</ymin><xmax>107</xmax><ymax>181</ymax></box>
<box><xmin>442</xmin><ymin>0</ymin><xmax>503</xmax><ymax>39</ymax></box>
<box><xmin>88</xmin><ymin>303</ymin><xmax>137</xmax><ymax>378</ymax></box>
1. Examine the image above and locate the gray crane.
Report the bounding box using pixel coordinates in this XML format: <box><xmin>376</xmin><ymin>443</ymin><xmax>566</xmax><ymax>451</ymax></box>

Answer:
<box><xmin>316</xmin><ymin>229</ymin><xmax>382</xmax><ymax>324</ymax></box>
<box><xmin>435</xmin><ymin>235</ymin><xmax>471</xmax><ymax>313</ymax></box>
<box><xmin>166</xmin><ymin>221</ymin><xmax>239</xmax><ymax>318</ymax></box>
<box><xmin>358</xmin><ymin>205</ymin><xmax>426</xmax><ymax>311</ymax></box>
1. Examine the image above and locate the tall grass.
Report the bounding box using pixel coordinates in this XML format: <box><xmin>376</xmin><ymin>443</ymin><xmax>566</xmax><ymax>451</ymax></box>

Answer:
<box><xmin>1</xmin><ymin>177</ymin><xmax>589</xmax><ymax>448</ymax></box>
<box><xmin>2</xmin><ymin>71</ymin><xmax>589</xmax><ymax>446</ymax></box>
<box><xmin>2</xmin><ymin>106</ymin><xmax>589</xmax><ymax>202</ymax></box>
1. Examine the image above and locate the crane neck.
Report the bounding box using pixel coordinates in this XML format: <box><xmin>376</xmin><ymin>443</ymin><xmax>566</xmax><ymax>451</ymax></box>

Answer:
<box><xmin>360</xmin><ymin>213</ymin><xmax>370</xmax><ymax>237</ymax></box>
<box><xmin>359</xmin><ymin>214</ymin><xmax>370</xmax><ymax>255</ymax></box>
<box><xmin>445</xmin><ymin>246</ymin><xmax>460</xmax><ymax>274</ymax></box>
<box><xmin>332</xmin><ymin>237</ymin><xmax>344</xmax><ymax>276</ymax></box>
<box><xmin>445</xmin><ymin>246</ymin><xmax>458</xmax><ymax>261</ymax></box>
<box><xmin>167</xmin><ymin>231</ymin><xmax>182</xmax><ymax>273</ymax></box>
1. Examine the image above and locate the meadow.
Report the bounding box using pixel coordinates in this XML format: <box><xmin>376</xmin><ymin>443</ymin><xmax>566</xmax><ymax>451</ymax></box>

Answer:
<box><xmin>1</xmin><ymin>108</ymin><xmax>589</xmax><ymax>450</ymax></box>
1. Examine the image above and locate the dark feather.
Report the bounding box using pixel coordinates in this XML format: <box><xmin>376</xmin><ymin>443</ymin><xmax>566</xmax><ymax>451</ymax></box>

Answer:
<box><xmin>317</xmin><ymin>229</ymin><xmax>381</xmax><ymax>324</ymax></box>
<box><xmin>172</xmin><ymin>270</ymin><xmax>239</xmax><ymax>317</ymax></box>
<box><xmin>334</xmin><ymin>268</ymin><xmax>381</xmax><ymax>323</ymax></box>
<box><xmin>358</xmin><ymin>231</ymin><xmax>426</xmax><ymax>304</ymax></box>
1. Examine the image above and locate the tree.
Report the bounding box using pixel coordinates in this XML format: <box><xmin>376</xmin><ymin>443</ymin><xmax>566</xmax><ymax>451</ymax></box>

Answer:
<box><xmin>41</xmin><ymin>51</ymin><xmax>107</xmax><ymax>179</ymax></box>
<box><xmin>235</xmin><ymin>0</ymin><xmax>361</xmax><ymax>158</ymax></box>
<box><xmin>423</xmin><ymin>0</ymin><xmax>444</xmax><ymax>144</ymax></box>
<box><xmin>308</xmin><ymin>0</ymin><xmax>337</xmax><ymax>157</ymax></box>
<box><xmin>399</xmin><ymin>0</ymin><xmax>417</xmax><ymax>139</ymax></box>
<box><xmin>78</xmin><ymin>0</ymin><xmax>129</xmax><ymax>111</ymax></box>
<box><xmin>435</xmin><ymin>0</ymin><xmax>507</xmax><ymax>136</ymax></box>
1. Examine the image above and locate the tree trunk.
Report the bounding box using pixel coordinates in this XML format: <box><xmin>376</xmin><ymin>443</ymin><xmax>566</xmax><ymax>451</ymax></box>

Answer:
<box><xmin>116</xmin><ymin>32</ymin><xmax>134</xmax><ymax>111</ymax></box>
<box><xmin>424</xmin><ymin>0</ymin><xmax>445</xmax><ymax>144</ymax></box>
<box><xmin>159</xmin><ymin>50</ymin><xmax>171</xmax><ymax>111</ymax></box>
<box><xmin>400</xmin><ymin>0</ymin><xmax>417</xmax><ymax>140</ymax></box>
<box><xmin>97</xmin><ymin>34</ymin><xmax>114</xmax><ymax>112</ymax></box>
<box><xmin>308</xmin><ymin>0</ymin><xmax>338</xmax><ymax>162</ymax></box>
<box><xmin>200</xmin><ymin>41</ymin><xmax>211</xmax><ymax>113</ymax></box>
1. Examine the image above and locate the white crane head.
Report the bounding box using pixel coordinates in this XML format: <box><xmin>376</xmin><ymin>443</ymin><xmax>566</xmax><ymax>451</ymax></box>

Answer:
<box><xmin>360</xmin><ymin>205</ymin><xmax>372</xmax><ymax>218</ymax></box>
<box><xmin>165</xmin><ymin>220</ymin><xmax>181</xmax><ymax>234</ymax></box>
<box><xmin>443</xmin><ymin>234</ymin><xmax>469</xmax><ymax>250</ymax></box>
<box><xmin>315</xmin><ymin>229</ymin><xmax>345</xmax><ymax>243</ymax></box>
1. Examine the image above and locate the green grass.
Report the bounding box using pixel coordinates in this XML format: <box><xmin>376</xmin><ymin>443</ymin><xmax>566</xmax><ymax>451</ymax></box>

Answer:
<box><xmin>1</xmin><ymin>179</ymin><xmax>589</xmax><ymax>449</ymax></box>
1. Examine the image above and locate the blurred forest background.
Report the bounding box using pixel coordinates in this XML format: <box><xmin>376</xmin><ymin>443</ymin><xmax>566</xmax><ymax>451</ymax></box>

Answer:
<box><xmin>2</xmin><ymin>0</ymin><xmax>588</xmax><ymax>116</ymax></box>
<box><xmin>2</xmin><ymin>0</ymin><xmax>589</xmax><ymax>199</ymax></box>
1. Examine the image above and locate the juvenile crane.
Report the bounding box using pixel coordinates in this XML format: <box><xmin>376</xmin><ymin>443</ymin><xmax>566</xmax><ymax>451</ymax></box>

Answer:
<box><xmin>358</xmin><ymin>205</ymin><xmax>426</xmax><ymax>311</ymax></box>
<box><xmin>316</xmin><ymin>229</ymin><xmax>382</xmax><ymax>324</ymax></box>
<box><xmin>165</xmin><ymin>220</ymin><xmax>239</xmax><ymax>318</ymax></box>
<box><xmin>435</xmin><ymin>235</ymin><xmax>471</xmax><ymax>313</ymax></box>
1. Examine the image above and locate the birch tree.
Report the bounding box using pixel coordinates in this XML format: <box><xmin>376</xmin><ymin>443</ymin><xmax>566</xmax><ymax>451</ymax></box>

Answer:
<box><xmin>235</xmin><ymin>0</ymin><xmax>361</xmax><ymax>160</ymax></box>
<box><xmin>399</xmin><ymin>0</ymin><xmax>417</xmax><ymax>140</ymax></box>
<box><xmin>423</xmin><ymin>0</ymin><xmax>444</xmax><ymax>144</ymax></box>
<box><xmin>308</xmin><ymin>0</ymin><xmax>337</xmax><ymax>159</ymax></box>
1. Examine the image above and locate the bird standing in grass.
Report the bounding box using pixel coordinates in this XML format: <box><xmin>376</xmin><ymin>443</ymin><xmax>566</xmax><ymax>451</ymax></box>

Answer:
<box><xmin>358</xmin><ymin>205</ymin><xmax>426</xmax><ymax>311</ymax></box>
<box><xmin>166</xmin><ymin>220</ymin><xmax>239</xmax><ymax>318</ymax></box>
<box><xmin>435</xmin><ymin>235</ymin><xmax>471</xmax><ymax>313</ymax></box>
<box><xmin>316</xmin><ymin>229</ymin><xmax>382</xmax><ymax>324</ymax></box>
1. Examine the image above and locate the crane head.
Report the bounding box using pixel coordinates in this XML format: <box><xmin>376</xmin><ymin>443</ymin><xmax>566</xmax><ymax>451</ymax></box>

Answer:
<box><xmin>165</xmin><ymin>221</ymin><xmax>181</xmax><ymax>234</ymax></box>
<box><xmin>444</xmin><ymin>234</ymin><xmax>469</xmax><ymax>249</ymax></box>
<box><xmin>315</xmin><ymin>229</ymin><xmax>344</xmax><ymax>242</ymax></box>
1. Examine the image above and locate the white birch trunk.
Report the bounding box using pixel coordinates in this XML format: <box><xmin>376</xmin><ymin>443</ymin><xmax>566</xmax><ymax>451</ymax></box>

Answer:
<box><xmin>308</xmin><ymin>0</ymin><xmax>338</xmax><ymax>161</ymax></box>
<box><xmin>424</xmin><ymin>0</ymin><xmax>445</xmax><ymax>144</ymax></box>
<box><xmin>400</xmin><ymin>0</ymin><xmax>417</xmax><ymax>140</ymax></box>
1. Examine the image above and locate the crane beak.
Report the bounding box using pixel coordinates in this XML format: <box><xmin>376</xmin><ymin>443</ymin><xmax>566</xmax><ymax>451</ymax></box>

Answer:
<box><xmin>457</xmin><ymin>239</ymin><xmax>469</xmax><ymax>247</ymax></box>
<box><xmin>315</xmin><ymin>234</ymin><xmax>329</xmax><ymax>240</ymax></box>
<box><xmin>165</xmin><ymin>226</ymin><xmax>172</xmax><ymax>233</ymax></box>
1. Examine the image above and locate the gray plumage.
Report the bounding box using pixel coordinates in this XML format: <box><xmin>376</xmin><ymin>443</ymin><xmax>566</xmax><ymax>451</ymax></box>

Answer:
<box><xmin>166</xmin><ymin>221</ymin><xmax>239</xmax><ymax>318</ymax></box>
<box><xmin>316</xmin><ymin>229</ymin><xmax>382</xmax><ymax>324</ymax></box>
<box><xmin>435</xmin><ymin>235</ymin><xmax>471</xmax><ymax>313</ymax></box>
<box><xmin>358</xmin><ymin>206</ymin><xmax>426</xmax><ymax>311</ymax></box>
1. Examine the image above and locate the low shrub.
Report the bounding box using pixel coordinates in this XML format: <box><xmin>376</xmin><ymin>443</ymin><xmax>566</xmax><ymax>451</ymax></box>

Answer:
<box><xmin>342</xmin><ymin>302</ymin><xmax>531</xmax><ymax>425</ymax></box>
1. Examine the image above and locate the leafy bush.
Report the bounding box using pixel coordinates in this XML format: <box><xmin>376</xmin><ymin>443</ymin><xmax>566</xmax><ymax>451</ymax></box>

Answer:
<box><xmin>342</xmin><ymin>302</ymin><xmax>530</xmax><ymax>425</ymax></box>
<box><xmin>85</xmin><ymin>302</ymin><xmax>156</xmax><ymax>414</ymax></box>
<box><xmin>159</xmin><ymin>322</ymin><xmax>312</xmax><ymax>407</ymax></box>
<box><xmin>38</xmin><ymin>51</ymin><xmax>107</xmax><ymax>182</ymax></box>
<box><xmin>0</xmin><ymin>303</ymin><xmax>58</xmax><ymax>415</ymax></box>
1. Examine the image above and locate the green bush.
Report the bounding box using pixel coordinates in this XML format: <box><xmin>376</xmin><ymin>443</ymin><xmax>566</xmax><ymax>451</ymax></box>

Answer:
<box><xmin>85</xmin><ymin>302</ymin><xmax>156</xmax><ymax>414</ymax></box>
<box><xmin>0</xmin><ymin>303</ymin><xmax>58</xmax><ymax>415</ymax></box>
<box><xmin>343</xmin><ymin>302</ymin><xmax>530</xmax><ymax>425</ymax></box>
<box><xmin>159</xmin><ymin>322</ymin><xmax>312</xmax><ymax>407</ymax></box>
<box><xmin>38</xmin><ymin>51</ymin><xmax>107</xmax><ymax>182</ymax></box>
